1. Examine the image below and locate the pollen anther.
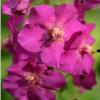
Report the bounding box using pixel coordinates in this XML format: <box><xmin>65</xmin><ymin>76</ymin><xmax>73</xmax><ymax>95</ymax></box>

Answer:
<box><xmin>50</xmin><ymin>27</ymin><xmax>64</xmax><ymax>42</ymax></box>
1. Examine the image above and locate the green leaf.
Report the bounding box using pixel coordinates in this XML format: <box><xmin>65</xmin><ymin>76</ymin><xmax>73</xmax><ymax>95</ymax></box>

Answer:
<box><xmin>43</xmin><ymin>0</ymin><xmax>50</xmax><ymax>4</ymax></box>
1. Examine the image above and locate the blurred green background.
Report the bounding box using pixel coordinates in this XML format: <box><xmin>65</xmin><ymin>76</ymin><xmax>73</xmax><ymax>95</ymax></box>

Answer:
<box><xmin>1</xmin><ymin>0</ymin><xmax>100</xmax><ymax>100</ymax></box>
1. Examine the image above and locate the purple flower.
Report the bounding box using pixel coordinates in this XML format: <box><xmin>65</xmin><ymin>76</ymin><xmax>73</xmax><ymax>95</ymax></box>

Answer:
<box><xmin>3</xmin><ymin>36</ymin><xmax>30</xmax><ymax>63</ymax></box>
<box><xmin>75</xmin><ymin>0</ymin><xmax>100</xmax><ymax>10</ymax></box>
<box><xmin>3</xmin><ymin>59</ymin><xmax>66</xmax><ymax>100</ymax></box>
<box><xmin>2</xmin><ymin>0</ymin><xmax>34</xmax><ymax>15</ymax></box>
<box><xmin>2</xmin><ymin>15</ymin><xmax>30</xmax><ymax>63</ymax></box>
<box><xmin>74</xmin><ymin>0</ymin><xmax>100</xmax><ymax>21</ymax></box>
<box><xmin>60</xmin><ymin>24</ymin><xmax>95</xmax><ymax>75</ymax></box>
<box><xmin>18</xmin><ymin>4</ymin><xmax>86</xmax><ymax>68</ymax></box>
<box><xmin>73</xmin><ymin>69</ymin><xmax>96</xmax><ymax>91</ymax></box>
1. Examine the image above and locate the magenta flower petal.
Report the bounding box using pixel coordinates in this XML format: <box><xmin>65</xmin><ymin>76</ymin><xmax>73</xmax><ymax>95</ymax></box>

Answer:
<box><xmin>80</xmin><ymin>54</ymin><xmax>94</xmax><ymax>74</ymax></box>
<box><xmin>9</xmin><ymin>0</ymin><xmax>18</xmax><ymax>9</ymax></box>
<box><xmin>73</xmin><ymin>70</ymin><xmax>96</xmax><ymax>90</ymax></box>
<box><xmin>13</xmin><ymin>87</ymin><xmax>27</xmax><ymax>99</ymax></box>
<box><xmin>2</xmin><ymin>2</ymin><xmax>12</xmax><ymax>15</ymax></box>
<box><xmin>61</xmin><ymin>48</ymin><xmax>94</xmax><ymax>75</ymax></box>
<box><xmin>3</xmin><ymin>60</ymin><xmax>65</xmax><ymax>99</ymax></box>
<box><xmin>3</xmin><ymin>76</ymin><xmax>19</xmax><ymax>90</ymax></box>
<box><xmin>41</xmin><ymin>42</ymin><xmax>64</xmax><ymax>68</ymax></box>
<box><xmin>41</xmin><ymin>71</ymin><xmax>66</xmax><ymax>89</ymax></box>
<box><xmin>60</xmin><ymin>51</ymin><xmax>79</xmax><ymax>73</ymax></box>
<box><xmin>87</xmin><ymin>35</ymin><xmax>95</xmax><ymax>45</ymax></box>
<box><xmin>3</xmin><ymin>37</ymin><xmax>29</xmax><ymax>63</ymax></box>
<box><xmin>2</xmin><ymin>0</ymin><xmax>34</xmax><ymax>15</ymax></box>
<box><xmin>19</xmin><ymin>95</ymin><xmax>28</xmax><ymax>100</ymax></box>
<box><xmin>17</xmin><ymin>4</ymin><xmax>93</xmax><ymax>70</ymax></box>
<box><xmin>55</xmin><ymin>4</ymin><xmax>77</xmax><ymax>25</ymax></box>
<box><xmin>63</xmin><ymin>18</ymin><xmax>86</xmax><ymax>40</ymax></box>
<box><xmin>3</xmin><ymin>15</ymin><xmax>30</xmax><ymax>63</ymax></box>
<box><xmin>18</xmin><ymin>25</ymin><xmax>46</xmax><ymax>52</ymax></box>
<box><xmin>30</xmin><ymin>5</ymin><xmax>55</xmax><ymax>28</ymax></box>
<box><xmin>14</xmin><ymin>0</ymin><xmax>32</xmax><ymax>11</ymax></box>
<box><xmin>28</xmin><ymin>86</ymin><xmax>55</xmax><ymax>100</ymax></box>
<box><xmin>64</xmin><ymin>23</ymin><xmax>95</xmax><ymax>50</ymax></box>
<box><xmin>3</xmin><ymin>74</ymin><xmax>26</xmax><ymax>99</ymax></box>
<box><xmin>60</xmin><ymin>24</ymin><xmax>95</xmax><ymax>74</ymax></box>
<box><xmin>84</xmin><ymin>24</ymin><xmax>96</xmax><ymax>45</ymax></box>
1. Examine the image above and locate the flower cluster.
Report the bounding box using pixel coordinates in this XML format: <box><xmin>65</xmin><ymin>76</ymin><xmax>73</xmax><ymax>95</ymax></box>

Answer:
<box><xmin>2</xmin><ymin>0</ymin><xmax>100</xmax><ymax>100</ymax></box>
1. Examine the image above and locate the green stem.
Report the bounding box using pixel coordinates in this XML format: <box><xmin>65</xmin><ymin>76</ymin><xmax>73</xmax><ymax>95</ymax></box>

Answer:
<box><xmin>43</xmin><ymin>0</ymin><xmax>49</xmax><ymax>4</ymax></box>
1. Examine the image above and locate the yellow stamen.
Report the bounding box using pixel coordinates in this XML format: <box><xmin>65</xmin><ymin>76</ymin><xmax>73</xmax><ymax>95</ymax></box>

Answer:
<box><xmin>24</xmin><ymin>72</ymin><xmax>38</xmax><ymax>86</ymax></box>
<box><xmin>79</xmin><ymin>44</ymin><xmax>94</xmax><ymax>55</ymax></box>
<box><xmin>50</xmin><ymin>27</ymin><xmax>64</xmax><ymax>42</ymax></box>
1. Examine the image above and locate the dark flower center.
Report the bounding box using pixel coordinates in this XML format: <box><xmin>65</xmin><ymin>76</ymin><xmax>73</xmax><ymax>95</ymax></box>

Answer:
<box><xmin>80</xmin><ymin>74</ymin><xmax>85</xmax><ymax>80</ymax></box>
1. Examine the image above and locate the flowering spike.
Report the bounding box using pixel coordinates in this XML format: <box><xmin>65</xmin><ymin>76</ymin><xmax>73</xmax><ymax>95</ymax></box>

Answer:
<box><xmin>2</xmin><ymin>0</ymin><xmax>99</xmax><ymax>99</ymax></box>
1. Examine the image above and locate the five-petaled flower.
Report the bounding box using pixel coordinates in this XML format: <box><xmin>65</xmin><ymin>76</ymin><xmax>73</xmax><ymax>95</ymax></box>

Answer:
<box><xmin>3</xmin><ymin>59</ymin><xmax>66</xmax><ymax>100</ymax></box>
<box><xmin>2</xmin><ymin>0</ymin><xmax>34</xmax><ymax>15</ymax></box>
<box><xmin>18</xmin><ymin>4</ymin><xmax>86</xmax><ymax>68</ymax></box>
<box><xmin>60</xmin><ymin>24</ymin><xmax>95</xmax><ymax>75</ymax></box>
